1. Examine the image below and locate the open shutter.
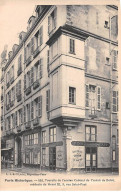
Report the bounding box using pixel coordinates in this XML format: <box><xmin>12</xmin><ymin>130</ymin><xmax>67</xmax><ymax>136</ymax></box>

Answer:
<box><xmin>39</xmin><ymin>58</ymin><xmax>43</xmax><ymax>78</ymax></box>
<box><xmin>31</xmin><ymin>37</ymin><xmax>35</xmax><ymax>54</ymax></box>
<box><xmin>86</xmin><ymin>85</ymin><xmax>89</xmax><ymax>107</ymax></box>
<box><xmin>24</xmin><ymin>106</ymin><xmax>26</xmax><ymax>123</ymax></box>
<box><xmin>40</xmin><ymin>26</ymin><xmax>43</xmax><ymax>46</ymax></box>
<box><xmin>97</xmin><ymin>86</ymin><xmax>101</xmax><ymax>110</ymax></box>
<box><xmin>31</xmin><ymin>67</ymin><xmax>34</xmax><ymax>84</ymax></box>
<box><xmin>31</xmin><ymin>101</ymin><xmax>34</xmax><ymax>120</ymax></box>
<box><xmin>47</xmin><ymin>50</ymin><xmax>50</xmax><ymax>72</ymax></box>
<box><xmin>38</xmin><ymin>96</ymin><xmax>42</xmax><ymax>116</ymax></box>
<box><xmin>19</xmin><ymin>80</ymin><xmax>21</xmax><ymax>95</ymax></box>
<box><xmin>53</xmin><ymin>8</ymin><xmax>57</xmax><ymax>28</ymax></box>
<box><xmin>24</xmin><ymin>74</ymin><xmax>26</xmax><ymax>90</ymax></box>
<box><xmin>48</xmin><ymin>16</ymin><xmax>51</xmax><ymax>34</ymax></box>
<box><xmin>16</xmin><ymin>82</ymin><xmax>18</xmax><ymax>97</ymax></box>
<box><xmin>112</xmin><ymin>50</ymin><xmax>118</xmax><ymax>70</ymax></box>
<box><xmin>15</xmin><ymin>111</ymin><xmax>17</xmax><ymax>127</ymax></box>
<box><xmin>24</xmin><ymin>47</ymin><xmax>27</xmax><ymax>62</ymax></box>
<box><xmin>46</xmin><ymin>90</ymin><xmax>50</xmax><ymax>111</ymax></box>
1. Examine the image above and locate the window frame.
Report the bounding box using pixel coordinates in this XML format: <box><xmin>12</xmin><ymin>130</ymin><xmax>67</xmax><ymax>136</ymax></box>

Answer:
<box><xmin>69</xmin><ymin>87</ymin><xmax>76</xmax><ymax>104</ymax></box>
<box><xmin>85</xmin><ymin>125</ymin><xmax>97</xmax><ymax>142</ymax></box>
<box><xmin>49</xmin><ymin>127</ymin><xmax>56</xmax><ymax>143</ymax></box>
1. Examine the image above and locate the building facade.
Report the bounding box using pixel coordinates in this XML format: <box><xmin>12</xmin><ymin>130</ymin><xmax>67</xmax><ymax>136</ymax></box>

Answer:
<box><xmin>0</xmin><ymin>5</ymin><xmax>118</xmax><ymax>172</ymax></box>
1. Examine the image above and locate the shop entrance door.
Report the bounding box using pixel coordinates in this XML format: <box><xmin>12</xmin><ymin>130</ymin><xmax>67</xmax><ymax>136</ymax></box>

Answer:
<box><xmin>49</xmin><ymin>147</ymin><xmax>56</xmax><ymax>170</ymax></box>
<box><xmin>17</xmin><ymin>137</ymin><xmax>22</xmax><ymax>167</ymax></box>
<box><xmin>86</xmin><ymin>147</ymin><xmax>97</xmax><ymax>172</ymax></box>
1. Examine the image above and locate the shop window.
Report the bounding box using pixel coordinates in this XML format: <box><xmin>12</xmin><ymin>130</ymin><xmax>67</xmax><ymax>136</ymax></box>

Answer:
<box><xmin>49</xmin><ymin>127</ymin><xmax>56</xmax><ymax>142</ymax></box>
<box><xmin>69</xmin><ymin>39</ymin><xmax>75</xmax><ymax>54</ymax></box>
<box><xmin>69</xmin><ymin>87</ymin><xmax>76</xmax><ymax>104</ymax></box>
<box><xmin>86</xmin><ymin>126</ymin><xmax>97</xmax><ymax>142</ymax></box>
<box><xmin>42</xmin><ymin>131</ymin><xmax>46</xmax><ymax>143</ymax></box>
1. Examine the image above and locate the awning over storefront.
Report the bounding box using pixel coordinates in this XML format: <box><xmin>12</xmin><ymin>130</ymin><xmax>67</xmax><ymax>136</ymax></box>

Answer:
<box><xmin>1</xmin><ymin>148</ymin><xmax>13</xmax><ymax>151</ymax></box>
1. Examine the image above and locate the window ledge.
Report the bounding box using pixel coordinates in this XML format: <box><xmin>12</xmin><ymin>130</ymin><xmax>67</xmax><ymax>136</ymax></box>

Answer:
<box><xmin>69</xmin><ymin>52</ymin><xmax>76</xmax><ymax>55</ymax></box>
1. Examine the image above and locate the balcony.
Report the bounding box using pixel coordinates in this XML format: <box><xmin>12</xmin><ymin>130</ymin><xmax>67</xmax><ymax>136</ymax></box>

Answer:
<box><xmin>10</xmin><ymin>100</ymin><xmax>14</xmax><ymax>107</ymax></box>
<box><xmin>10</xmin><ymin>77</ymin><xmax>14</xmax><ymax>84</ymax></box>
<box><xmin>6</xmin><ymin>104</ymin><xmax>10</xmax><ymax>111</ymax></box>
<box><xmin>25</xmin><ymin>121</ymin><xmax>31</xmax><ymax>129</ymax></box>
<box><xmin>1</xmin><ymin>95</ymin><xmax>3</xmax><ymax>101</ymax></box>
<box><xmin>33</xmin><ymin>47</ymin><xmax>40</xmax><ymax>58</ymax></box>
<box><xmin>17</xmin><ymin>125</ymin><xmax>22</xmax><ymax>132</ymax></box>
<box><xmin>17</xmin><ymin>67</ymin><xmax>22</xmax><ymax>76</ymax></box>
<box><xmin>89</xmin><ymin>108</ymin><xmax>97</xmax><ymax>118</ymax></box>
<box><xmin>33</xmin><ymin>117</ymin><xmax>39</xmax><ymax>126</ymax></box>
<box><xmin>33</xmin><ymin>80</ymin><xmax>40</xmax><ymax>90</ymax></box>
<box><xmin>17</xmin><ymin>94</ymin><xmax>22</xmax><ymax>102</ymax></box>
<box><xmin>25</xmin><ymin>86</ymin><xmax>31</xmax><ymax>96</ymax></box>
<box><xmin>26</xmin><ymin>56</ymin><xmax>32</xmax><ymax>67</ymax></box>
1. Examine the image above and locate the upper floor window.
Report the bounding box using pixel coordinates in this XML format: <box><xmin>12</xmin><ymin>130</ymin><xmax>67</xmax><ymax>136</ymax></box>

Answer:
<box><xmin>69</xmin><ymin>87</ymin><xmax>76</xmax><ymax>104</ymax></box>
<box><xmin>112</xmin><ymin>91</ymin><xmax>118</xmax><ymax>113</ymax></box>
<box><xmin>51</xmin><ymin>40</ymin><xmax>58</xmax><ymax>59</ymax></box>
<box><xmin>86</xmin><ymin>85</ymin><xmax>101</xmax><ymax>112</ymax></box>
<box><xmin>42</xmin><ymin>131</ymin><xmax>46</xmax><ymax>143</ymax></box>
<box><xmin>85</xmin><ymin>126</ymin><xmax>97</xmax><ymax>142</ymax></box>
<box><xmin>18</xmin><ymin>55</ymin><xmax>22</xmax><ymax>71</ymax></box>
<box><xmin>69</xmin><ymin>39</ymin><xmax>75</xmax><ymax>54</ymax></box>
<box><xmin>46</xmin><ymin>90</ymin><xmax>50</xmax><ymax>112</ymax></box>
<box><xmin>112</xmin><ymin>50</ymin><xmax>118</xmax><ymax>70</ymax></box>
<box><xmin>31</xmin><ymin>96</ymin><xmax>42</xmax><ymax>119</ymax></box>
<box><xmin>48</xmin><ymin>8</ymin><xmax>57</xmax><ymax>34</ymax></box>
<box><xmin>49</xmin><ymin>127</ymin><xmax>56</xmax><ymax>142</ymax></box>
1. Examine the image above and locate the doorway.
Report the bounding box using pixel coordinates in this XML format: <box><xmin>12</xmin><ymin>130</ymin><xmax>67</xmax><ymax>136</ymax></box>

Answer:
<box><xmin>49</xmin><ymin>147</ymin><xmax>56</xmax><ymax>170</ymax></box>
<box><xmin>85</xmin><ymin>147</ymin><xmax>97</xmax><ymax>172</ymax></box>
<box><xmin>16</xmin><ymin>137</ymin><xmax>22</xmax><ymax>167</ymax></box>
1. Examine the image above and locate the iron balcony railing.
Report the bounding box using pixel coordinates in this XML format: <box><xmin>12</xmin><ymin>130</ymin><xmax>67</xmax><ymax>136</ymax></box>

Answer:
<box><xmin>25</xmin><ymin>86</ymin><xmax>31</xmax><ymax>96</ymax></box>
<box><xmin>33</xmin><ymin>80</ymin><xmax>40</xmax><ymax>90</ymax></box>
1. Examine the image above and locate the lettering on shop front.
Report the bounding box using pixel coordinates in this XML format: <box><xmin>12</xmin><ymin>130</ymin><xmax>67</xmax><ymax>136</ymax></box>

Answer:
<box><xmin>71</xmin><ymin>141</ymin><xmax>110</xmax><ymax>147</ymax></box>
<box><xmin>73</xmin><ymin>150</ymin><xmax>83</xmax><ymax>162</ymax></box>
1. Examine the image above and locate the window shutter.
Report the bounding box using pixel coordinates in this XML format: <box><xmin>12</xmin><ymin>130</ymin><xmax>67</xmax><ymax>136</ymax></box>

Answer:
<box><xmin>19</xmin><ymin>80</ymin><xmax>21</xmax><ymax>95</ymax></box>
<box><xmin>46</xmin><ymin>90</ymin><xmax>50</xmax><ymax>111</ymax></box>
<box><xmin>31</xmin><ymin>37</ymin><xmax>35</xmax><ymax>54</ymax></box>
<box><xmin>112</xmin><ymin>91</ymin><xmax>117</xmax><ymax>112</ymax></box>
<box><xmin>112</xmin><ymin>50</ymin><xmax>117</xmax><ymax>69</ymax></box>
<box><xmin>86</xmin><ymin>85</ymin><xmax>89</xmax><ymax>107</ymax></box>
<box><xmin>38</xmin><ymin>96</ymin><xmax>42</xmax><ymax>116</ymax></box>
<box><xmin>21</xmin><ymin>109</ymin><xmax>23</xmax><ymax>124</ymax></box>
<box><xmin>28</xmin><ymin>103</ymin><xmax>30</xmax><ymax>121</ymax></box>
<box><xmin>31</xmin><ymin>101</ymin><xmax>34</xmax><ymax>120</ymax></box>
<box><xmin>24</xmin><ymin>106</ymin><xmax>26</xmax><ymax>123</ymax></box>
<box><xmin>97</xmin><ymin>86</ymin><xmax>101</xmax><ymax>110</ymax></box>
<box><xmin>24</xmin><ymin>74</ymin><xmax>26</xmax><ymax>90</ymax></box>
<box><xmin>48</xmin><ymin>16</ymin><xmax>51</xmax><ymax>33</ymax></box>
<box><xmin>24</xmin><ymin>47</ymin><xmax>27</xmax><ymax>62</ymax></box>
<box><xmin>39</xmin><ymin>59</ymin><xmax>43</xmax><ymax>78</ymax></box>
<box><xmin>40</xmin><ymin>26</ymin><xmax>43</xmax><ymax>46</ymax></box>
<box><xmin>53</xmin><ymin>8</ymin><xmax>57</xmax><ymax>28</ymax></box>
<box><xmin>16</xmin><ymin>82</ymin><xmax>18</xmax><ymax>97</ymax></box>
<box><xmin>31</xmin><ymin>67</ymin><xmax>34</xmax><ymax>84</ymax></box>
<box><xmin>15</xmin><ymin>111</ymin><xmax>17</xmax><ymax>127</ymax></box>
<box><xmin>47</xmin><ymin>50</ymin><xmax>50</xmax><ymax>72</ymax></box>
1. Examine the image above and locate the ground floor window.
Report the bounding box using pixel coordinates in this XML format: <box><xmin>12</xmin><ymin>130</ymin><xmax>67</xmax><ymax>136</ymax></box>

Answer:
<box><xmin>42</xmin><ymin>148</ymin><xmax>46</xmax><ymax>166</ymax></box>
<box><xmin>24</xmin><ymin>151</ymin><xmax>40</xmax><ymax>165</ymax></box>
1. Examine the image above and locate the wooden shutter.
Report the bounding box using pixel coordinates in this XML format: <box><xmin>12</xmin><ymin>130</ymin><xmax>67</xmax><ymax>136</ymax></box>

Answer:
<box><xmin>31</xmin><ymin>101</ymin><xmax>34</xmax><ymax>120</ymax></box>
<box><xmin>40</xmin><ymin>26</ymin><xmax>43</xmax><ymax>46</ymax></box>
<box><xmin>15</xmin><ymin>111</ymin><xmax>17</xmax><ymax>126</ymax></box>
<box><xmin>24</xmin><ymin>74</ymin><xmax>26</xmax><ymax>90</ymax></box>
<box><xmin>112</xmin><ymin>91</ymin><xmax>117</xmax><ymax>112</ymax></box>
<box><xmin>86</xmin><ymin>85</ymin><xmax>89</xmax><ymax>107</ymax></box>
<box><xmin>24</xmin><ymin>106</ymin><xmax>26</xmax><ymax>123</ymax></box>
<box><xmin>31</xmin><ymin>67</ymin><xmax>34</xmax><ymax>84</ymax></box>
<box><xmin>46</xmin><ymin>90</ymin><xmax>50</xmax><ymax>111</ymax></box>
<box><xmin>19</xmin><ymin>80</ymin><xmax>21</xmax><ymax>95</ymax></box>
<box><xmin>24</xmin><ymin>47</ymin><xmax>27</xmax><ymax>62</ymax></box>
<box><xmin>39</xmin><ymin>59</ymin><xmax>43</xmax><ymax>78</ymax></box>
<box><xmin>48</xmin><ymin>16</ymin><xmax>51</xmax><ymax>33</ymax></box>
<box><xmin>16</xmin><ymin>82</ymin><xmax>18</xmax><ymax>97</ymax></box>
<box><xmin>97</xmin><ymin>86</ymin><xmax>101</xmax><ymax>110</ymax></box>
<box><xmin>38</xmin><ymin>96</ymin><xmax>42</xmax><ymax>116</ymax></box>
<box><xmin>31</xmin><ymin>37</ymin><xmax>35</xmax><ymax>54</ymax></box>
<box><xmin>47</xmin><ymin>50</ymin><xmax>50</xmax><ymax>72</ymax></box>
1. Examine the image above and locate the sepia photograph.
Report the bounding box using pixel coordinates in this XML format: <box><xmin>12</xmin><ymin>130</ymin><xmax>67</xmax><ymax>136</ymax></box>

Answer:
<box><xmin>0</xmin><ymin>0</ymin><xmax>121</xmax><ymax>191</ymax></box>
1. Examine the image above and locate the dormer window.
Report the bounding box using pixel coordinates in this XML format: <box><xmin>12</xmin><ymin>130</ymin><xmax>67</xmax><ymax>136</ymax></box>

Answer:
<box><xmin>48</xmin><ymin>8</ymin><xmax>57</xmax><ymax>34</ymax></box>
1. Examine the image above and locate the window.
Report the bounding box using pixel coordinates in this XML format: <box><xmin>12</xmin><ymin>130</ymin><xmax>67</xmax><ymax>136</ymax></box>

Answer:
<box><xmin>51</xmin><ymin>41</ymin><xmax>58</xmax><ymax>59</ymax></box>
<box><xmin>31</xmin><ymin>37</ymin><xmax>35</xmax><ymax>54</ymax></box>
<box><xmin>24</xmin><ymin>106</ymin><xmax>26</xmax><ymax>123</ymax></box>
<box><xmin>25</xmin><ymin>135</ymin><xmax>29</xmax><ymax>146</ymax></box>
<box><xmin>86</xmin><ymin>126</ymin><xmax>97</xmax><ymax>141</ymax></box>
<box><xmin>38</xmin><ymin>96</ymin><xmax>42</xmax><ymax>117</ymax></box>
<box><xmin>31</xmin><ymin>67</ymin><xmax>34</xmax><ymax>85</ymax></box>
<box><xmin>112</xmin><ymin>50</ymin><xmax>118</xmax><ymax>70</ymax></box>
<box><xmin>69</xmin><ymin>87</ymin><xmax>76</xmax><ymax>104</ymax></box>
<box><xmin>39</xmin><ymin>26</ymin><xmax>43</xmax><ymax>46</ymax></box>
<box><xmin>16</xmin><ymin>80</ymin><xmax>21</xmax><ymax>97</ymax></box>
<box><xmin>27</xmin><ymin>104</ymin><xmax>30</xmax><ymax>122</ymax></box>
<box><xmin>29</xmin><ymin>151</ymin><xmax>34</xmax><ymax>164</ymax></box>
<box><xmin>27</xmin><ymin>71</ymin><xmax>31</xmax><ymax>88</ymax></box>
<box><xmin>112</xmin><ymin>91</ymin><xmax>118</xmax><ymax>112</ymax></box>
<box><xmin>112</xmin><ymin>135</ymin><xmax>116</xmax><ymax>161</ymax></box>
<box><xmin>86</xmin><ymin>85</ymin><xmax>101</xmax><ymax>112</ymax></box>
<box><xmin>18</xmin><ymin>109</ymin><xmax>23</xmax><ymax>125</ymax></box>
<box><xmin>18</xmin><ymin>55</ymin><xmax>22</xmax><ymax>71</ymax></box>
<box><xmin>11</xmin><ymin>87</ymin><xmax>15</xmax><ymax>101</ymax></box>
<box><xmin>46</xmin><ymin>90</ymin><xmax>50</xmax><ymax>112</ymax></box>
<box><xmin>47</xmin><ymin>50</ymin><xmax>50</xmax><ymax>73</ymax></box>
<box><xmin>49</xmin><ymin>127</ymin><xmax>56</xmax><ymax>142</ymax></box>
<box><xmin>48</xmin><ymin>8</ymin><xmax>57</xmax><ymax>34</ymax></box>
<box><xmin>31</xmin><ymin>101</ymin><xmax>34</xmax><ymax>120</ymax></box>
<box><xmin>69</xmin><ymin>39</ymin><xmax>75</xmax><ymax>54</ymax></box>
<box><xmin>27</xmin><ymin>42</ymin><xmax>31</xmax><ymax>59</ymax></box>
<box><xmin>42</xmin><ymin>148</ymin><xmax>46</xmax><ymax>166</ymax></box>
<box><xmin>35</xmin><ymin>31</ymin><xmax>39</xmax><ymax>49</ymax></box>
<box><xmin>42</xmin><ymin>131</ymin><xmax>46</xmax><ymax>143</ymax></box>
<box><xmin>104</xmin><ymin>21</ymin><xmax>109</xmax><ymax>29</ymax></box>
<box><xmin>35</xmin><ymin>59</ymin><xmax>43</xmax><ymax>80</ymax></box>
<box><xmin>34</xmin><ymin>133</ymin><xmax>38</xmax><ymax>144</ymax></box>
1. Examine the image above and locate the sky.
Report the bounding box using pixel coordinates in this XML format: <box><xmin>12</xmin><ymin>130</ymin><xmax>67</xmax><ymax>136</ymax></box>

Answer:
<box><xmin>0</xmin><ymin>0</ymin><xmax>36</xmax><ymax>62</ymax></box>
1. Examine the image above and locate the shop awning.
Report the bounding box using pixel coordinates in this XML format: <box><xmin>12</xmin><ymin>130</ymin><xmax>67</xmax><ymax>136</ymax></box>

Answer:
<box><xmin>1</xmin><ymin>148</ymin><xmax>13</xmax><ymax>151</ymax></box>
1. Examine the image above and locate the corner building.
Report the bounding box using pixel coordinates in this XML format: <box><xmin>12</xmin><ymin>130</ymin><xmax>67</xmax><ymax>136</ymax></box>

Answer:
<box><xmin>0</xmin><ymin>5</ymin><xmax>119</xmax><ymax>172</ymax></box>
